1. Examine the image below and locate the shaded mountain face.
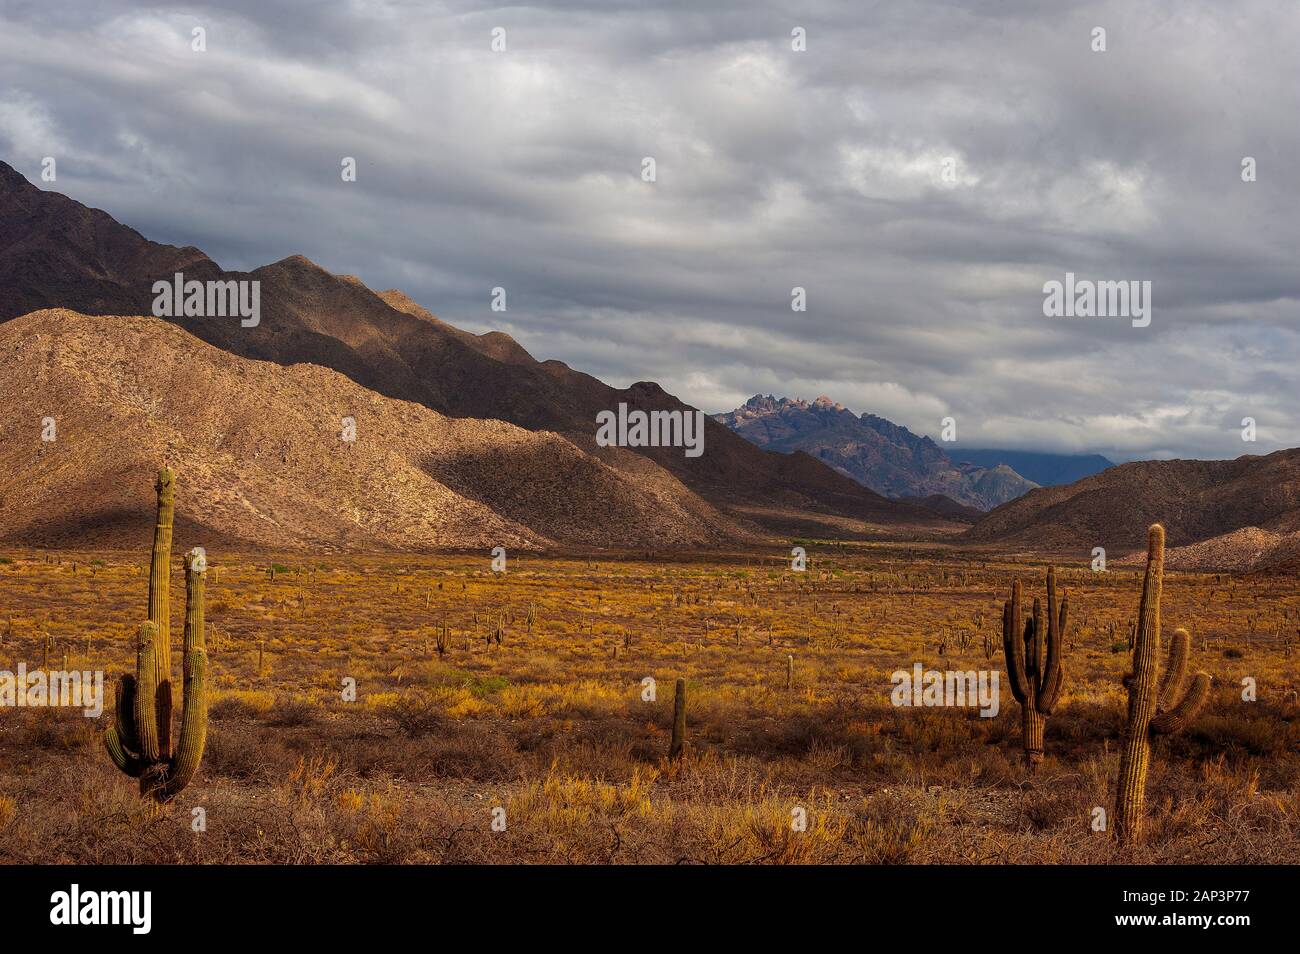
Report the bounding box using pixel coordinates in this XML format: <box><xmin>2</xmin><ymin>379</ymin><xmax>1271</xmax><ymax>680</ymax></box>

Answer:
<box><xmin>953</xmin><ymin>448</ymin><xmax>1113</xmax><ymax>487</ymax></box>
<box><xmin>0</xmin><ymin>310</ymin><xmax>749</xmax><ymax>551</ymax></box>
<box><xmin>966</xmin><ymin>450</ymin><xmax>1300</xmax><ymax>553</ymax></box>
<box><xmin>0</xmin><ymin>161</ymin><xmax>218</xmax><ymax>319</ymax></box>
<box><xmin>0</xmin><ymin>160</ymin><xmax>959</xmax><ymax>541</ymax></box>
<box><xmin>714</xmin><ymin>395</ymin><xmax>1038</xmax><ymax>510</ymax></box>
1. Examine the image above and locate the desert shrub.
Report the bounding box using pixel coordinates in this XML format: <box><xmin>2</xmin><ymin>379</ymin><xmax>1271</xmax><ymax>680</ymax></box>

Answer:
<box><xmin>264</xmin><ymin>694</ymin><xmax>316</xmax><ymax>727</ymax></box>
<box><xmin>204</xmin><ymin>727</ymin><xmax>294</xmax><ymax>781</ymax></box>
<box><xmin>384</xmin><ymin>692</ymin><xmax>444</xmax><ymax>737</ymax></box>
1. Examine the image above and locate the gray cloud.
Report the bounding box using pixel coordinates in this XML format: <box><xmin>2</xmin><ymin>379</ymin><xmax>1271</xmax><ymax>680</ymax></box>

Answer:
<box><xmin>2</xmin><ymin>0</ymin><xmax>1297</xmax><ymax>462</ymax></box>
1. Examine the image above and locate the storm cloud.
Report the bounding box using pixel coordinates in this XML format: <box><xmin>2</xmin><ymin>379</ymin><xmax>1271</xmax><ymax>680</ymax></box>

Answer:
<box><xmin>2</xmin><ymin>0</ymin><xmax>1296</xmax><ymax>461</ymax></box>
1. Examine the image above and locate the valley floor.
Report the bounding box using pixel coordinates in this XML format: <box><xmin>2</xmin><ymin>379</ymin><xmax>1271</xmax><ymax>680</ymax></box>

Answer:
<box><xmin>0</xmin><ymin>545</ymin><xmax>1296</xmax><ymax>864</ymax></box>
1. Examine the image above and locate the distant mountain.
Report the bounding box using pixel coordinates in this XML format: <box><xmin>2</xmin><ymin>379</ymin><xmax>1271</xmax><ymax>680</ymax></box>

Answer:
<box><xmin>714</xmin><ymin>395</ymin><xmax>1039</xmax><ymax>510</ymax></box>
<box><xmin>953</xmin><ymin>448</ymin><xmax>1113</xmax><ymax>487</ymax></box>
<box><xmin>0</xmin><ymin>160</ymin><xmax>960</xmax><ymax>543</ymax></box>
<box><xmin>966</xmin><ymin>450</ymin><xmax>1300</xmax><ymax>553</ymax></box>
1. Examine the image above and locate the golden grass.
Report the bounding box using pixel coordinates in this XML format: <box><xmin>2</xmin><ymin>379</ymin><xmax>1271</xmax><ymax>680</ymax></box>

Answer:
<box><xmin>0</xmin><ymin>544</ymin><xmax>1297</xmax><ymax>863</ymax></box>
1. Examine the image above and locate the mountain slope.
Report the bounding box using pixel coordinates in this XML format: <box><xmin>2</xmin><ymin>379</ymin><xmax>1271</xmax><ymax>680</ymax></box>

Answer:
<box><xmin>0</xmin><ymin>310</ymin><xmax>748</xmax><ymax>551</ymax></box>
<box><xmin>0</xmin><ymin>161</ymin><xmax>954</xmax><ymax>540</ymax></box>
<box><xmin>714</xmin><ymin>395</ymin><xmax>1038</xmax><ymax>510</ymax></box>
<box><xmin>966</xmin><ymin>450</ymin><xmax>1300</xmax><ymax>552</ymax></box>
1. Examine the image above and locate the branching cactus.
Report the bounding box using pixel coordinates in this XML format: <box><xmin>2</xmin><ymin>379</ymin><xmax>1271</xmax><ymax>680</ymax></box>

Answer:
<box><xmin>104</xmin><ymin>468</ymin><xmax>210</xmax><ymax>802</ymax></box>
<box><xmin>1002</xmin><ymin>567</ymin><xmax>1067</xmax><ymax>771</ymax></box>
<box><xmin>1114</xmin><ymin>524</ymin><xmax>1211</xmax><ymax>845</ymax></box>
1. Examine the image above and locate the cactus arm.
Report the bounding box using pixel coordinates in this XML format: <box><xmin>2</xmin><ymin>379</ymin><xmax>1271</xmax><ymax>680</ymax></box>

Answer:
<box><xmin>148</xmin><ymin>467</ymin><xmax>175</xmax><ymax>758</ymax></box>
<box><xmin>113</xmin><ymin>673</ymin><xmax>140</xmax><ymax>753</ymax></box>
<box><xmin>161</xmin><ymin>553</ymin><xmax>209</xmax><ymax>800</ymax></box>
<box><xmin>1003</xmin><ymin>603</ymin><xmax>1029</xmax><ymax>704</ymax></box>
<box><xmin>1029</xmin><ymin>597</ymin><xmax>1044</xmax><ymax>688</ymax></box>
<box><xmin>1003</xmin><ymin>581</ymin><xmax>1030</xmax><ymax>704</ymax></box>
<box><xmin>105</xmin><ymin>725</ymin><xmax>145</xmax><ymax>777</ymax></box>
<box><xmin>1151</xmin><ymin>672</ymin><xmax>1210</xmax><ymax>735</ymax></box>
<box><xmin>104</xmin><ymin>672</ymin><xmax>146</xmax><ymax>776</ymax></box>
<box><xmin>132</xmin><ymin>622</ymin><xmax>161</xmax><ymax>762</ymax></box>
<box><xmin>1037</xmin><ymin>618</ymin><xmax>1063</xmax><ymax>715</ymax></box>
<box><xmin>1157</xmin><ymin>628</ymin><xmax>1190</xmax><ymax>713</ymax></box>
<box><xmin>1038</xmin><ymin>576</ymin><xmax>1065</xmax><ymax>713</ymax></box>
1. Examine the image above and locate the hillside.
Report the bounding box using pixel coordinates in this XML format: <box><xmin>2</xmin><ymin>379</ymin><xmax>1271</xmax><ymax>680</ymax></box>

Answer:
<box><xmin>0</xmin><ymin>310</ymin><xmax>750</xmax><ymax>551</ymax></box>
<box><xmin>966</xmin><ymin>450</ymin><xmax>1300</xmax><ymax>553</ymax></box>
<box><xmin>0</xmin><ymin>161</ymin><xmax>955</xmax><ymax>540</ymax></box>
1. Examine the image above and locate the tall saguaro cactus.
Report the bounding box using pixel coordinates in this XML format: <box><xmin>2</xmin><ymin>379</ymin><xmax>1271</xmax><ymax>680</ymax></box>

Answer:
<box><xmin>1114</xmin><ymin>524</ymin><xmax>1211</xmax><ymax>845</ymax></box>
<box><xmin>104</xmin><ymin>468</ymin><xmax>210</xmax><ymax>802</ymax></box>
<box><xmin>1003</xmin><ymin>567</ymin><xmax>1067</xmax><ymax>771</ymax></box>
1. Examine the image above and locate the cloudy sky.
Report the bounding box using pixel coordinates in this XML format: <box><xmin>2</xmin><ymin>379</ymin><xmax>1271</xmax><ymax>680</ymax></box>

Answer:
<box><xmin>2</xmin><ymin>0</ymin><xmax>1297</xmax><ymax>462</ymax></box>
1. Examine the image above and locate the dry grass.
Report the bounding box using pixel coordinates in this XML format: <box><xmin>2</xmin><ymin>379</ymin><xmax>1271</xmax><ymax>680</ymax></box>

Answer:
<box><xmin>0</xmin><ymin>544</ymin><xmax>1297</xmax><ymax>864</ymax></box>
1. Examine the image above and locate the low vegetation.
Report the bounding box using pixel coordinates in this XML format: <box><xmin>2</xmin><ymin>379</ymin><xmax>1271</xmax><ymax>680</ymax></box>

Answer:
<box><xmin>1</xmin><ymin>521</ymin><xmax>1297</xmax><ymax>863</ymax></box>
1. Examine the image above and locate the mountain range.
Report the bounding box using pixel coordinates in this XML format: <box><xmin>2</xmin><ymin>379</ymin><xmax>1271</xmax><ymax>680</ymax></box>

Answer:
<box><xmin>714</xmin><ymin>395</ymin><xmax>1044</xmax><ymax>510</ymax></box>
<box><xmin>4</xmin><ymin>158</ymin><xmax>1298</xmax><ymax>567</ymax></box>
<box><xmin>0</xmin><ymin>160</ymin><xmax>958</xmax><ymax>549</ymax></box>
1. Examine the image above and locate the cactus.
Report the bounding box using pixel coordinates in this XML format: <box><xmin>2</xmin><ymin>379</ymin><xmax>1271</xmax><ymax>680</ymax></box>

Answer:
<box><xmin>105</xmin><ymin>470</ymin><xmax>208</xmax><ymax>803</ymax></box>
<box><xmin>669</xmin><ymin>678</ymin><xmax>687</xmax><ymax>760</ymax></box>
<box><xmin>1114</xmin><ymin>525</ymin><xmax>1211</xmax><ymax>845</ymax></box>
<box><xmin>1002</xmin><ymin>567</ymin><xmax>1067</xmax><ymax>771</ymax></box>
